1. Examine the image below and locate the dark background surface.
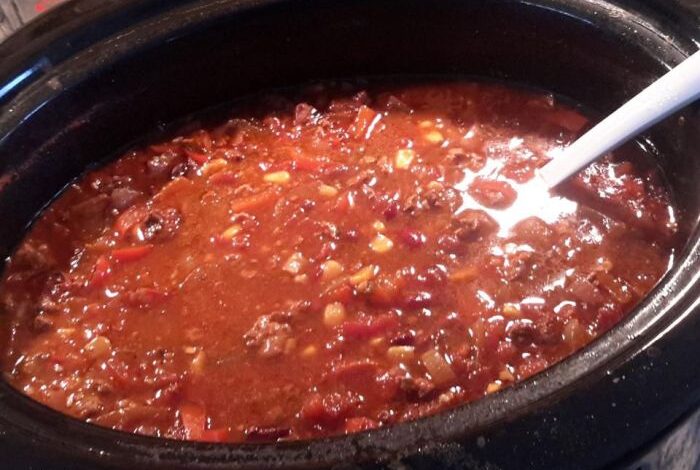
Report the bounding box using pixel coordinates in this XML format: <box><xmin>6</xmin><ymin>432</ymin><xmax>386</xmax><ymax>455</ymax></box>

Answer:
<box><xmin>0</xmin><ymin>1</ymin><xmax>699</xmax><ymax>469</ymax></box>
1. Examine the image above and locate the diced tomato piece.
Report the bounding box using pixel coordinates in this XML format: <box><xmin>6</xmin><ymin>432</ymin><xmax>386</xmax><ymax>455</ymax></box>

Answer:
<box><xmin>209</xmin><ymin>171</ymin><xmax>239</xmax><ymax>185</ymax></box>
<box><xmin>367</xmin><ymin>277</ymin><xmax>400</xmax><ymax>307</ymax></box>
<box><xmin>112</xmin><ymin>245</ymin><xmax>153</xmax><ymax>263</ymax></box>
<box><xmin>546</xmin><ymin>108</ymin><xmax>589</xmax><ymax>133</ymax></box>
<box><xmin>230</xmin><ymin>191</ymin><xmax>275</xmax><ymax>213</ymax></box>
<box><xmin>468</xmin><ymin>178</ymin><xmax>517</xmax><ymax>209</ymax></box>
<box><xmin>328</xmin><ymin>360</ymin><xmax>379</xmax><ymax>391</ymax></box>
<box><xmin>199</xmin><ymin>428</ymin><xmax>229</xmax><ymax>442</ymax></box>
<box><xmin>402</xmin><ymin>291</ymin><xmax>433</xmax><ymax>309</ymax></box>
<box><xmin>243</xmin><ymin>426</ymin><xmax>291</xmax><ymax>442</ymax></box>
<box><xmin>104</xmin><ymin>358</ymin><xmax>130</xmax><ymax>386</ymax></box>
<box><xmin>88</xmin><ymin>255</ymin><xmax>111</xmax><ymax>288</ymax></box>
<box><xmin>333</xmin><ymin>192</ymin><xmax>353</xmax><ymax>214</ymax></box>
<box><xmin>124</xmin><ymin>287</ymin><xmax>167</xmax><ymax>308</ymax></box>
<box><xmin>517</xmin><ymin>356</ymin><xmax>549</xmax><ymax>379</ymax></box>
<box><xmin>343</xmin><ymin>417</ymin><xmax>378</xmax><ymax>433</ymax></box>
<box><xmin>149</xmin><ymin>143</ymin><xmax>176</xmax><ymax>154</ymax></box>
<box><xmin>353</xmin><ymin>105</ymin><xmax>380</xmax><ymax>139</ymax></box>
<box><xmin>398</xmin><ymin>228</ymin><xmax>426</xmax><ymax>249</ymax></box>
<box><xmin>323</xmin><ymin>283</ymin><xmax>353</xmax><ymax>304</ymax></box>
<box><xmin>341</xmin><ymin>314</ymin><xmax>399</xmax><ymax>340</ymax></box>
<box><xmin>114</xmin><ymin>205</ymin><xmax>148</xmax><ymax>237</ymax></box>
<box><xmin>179</xmin><ymin>403</ymin><xmax>206</xmax><ymax>440</ymax></box>
<box><xmin>185</xmin><ymin>149</ymin><xmax>209</xmax><ymax>165</ymax></box>
<box><xmin>300</xmin><ymin>392</ymin><xmax>357</xmax><ymax>427</ymax></box>
<box><xmin>291</xmin><ymin>156</ymin><xmax>321</xmax><ymax>172</ymax></box>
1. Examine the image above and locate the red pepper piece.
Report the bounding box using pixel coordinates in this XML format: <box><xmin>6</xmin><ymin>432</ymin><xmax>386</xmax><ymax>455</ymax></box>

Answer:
<box><xmin>328</xmin><ymin>360</ymin><xmax>379</xmax><ymax>391</ymax></box>
<box><xmin>112</xmin><ymin>244</ymin><xmax>154</xmax><ymax>263</ymax></box>
<box><xmin>230</xmin><ymin>190</ymin><xmax>275</xmax><ymax>213</ymax></box>
<box><xmin>291</xmin><ymin>156</ymin><xmax>321</xmax><ymax>172</ymax></box>
<box><xmin>341</xmin><ymin>314</ymin><xmax>400</xmax><ymax>340</ymax></box>
<box><xmin>124</xmin><ymin>287</ymin><xmax>167</xmax><ymax>308</ymax></box>
<box><xmin>343</xmin><ymin>417</ymin><xmax>378</xmax><ymax>433</ymax></box>
<box><xmin>209</xmin><ymin>171</ymin><xmax>238</xmax><ymax>186</ymax></box>
<box><xmin>88</xmin><ymin>255</ymin><xmax>111</xmax><ymax>288</ymax></box>
<box><xmin>179</xmin><ymin>403</ymin><xmax>206</xmax><ymax>440</ymax></box>
<box><xmin>185</xmin><ymin>149</ymin><xmax>209</xmax><ymax>165</ymax></box>
<box><xmin>199</xmin><ymin>428</ymin><xmax>229</xmax><ymax>442</ymax></box>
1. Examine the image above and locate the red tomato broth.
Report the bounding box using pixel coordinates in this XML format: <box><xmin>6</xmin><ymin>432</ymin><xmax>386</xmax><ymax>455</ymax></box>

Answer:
<box><xmin>0</xmin><ymin>81</ymin><xmax>678</xmax><ymax>443</ymax></box>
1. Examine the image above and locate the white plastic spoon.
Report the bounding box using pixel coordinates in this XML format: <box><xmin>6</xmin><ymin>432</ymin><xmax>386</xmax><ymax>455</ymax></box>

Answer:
<box><xmin>538</xmin><ymin>49</ymin><xmax>700</xmax><ymax>188</ymax></box>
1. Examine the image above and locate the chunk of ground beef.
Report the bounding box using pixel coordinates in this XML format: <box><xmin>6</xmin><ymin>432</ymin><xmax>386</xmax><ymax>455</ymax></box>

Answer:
<box><xmin>243</xmin><ymin>314</ymin><xmax>292</xmax><ymax>358</ymax></box>
<box><xmin>141</xmin><ymin>208</ymin><xmax>182</xmax><ymax>242</ymax></box>
<box><xmin>451</xmin><ymin>209</ymin><xmax>498</xmax><ymax>241</ymax></box>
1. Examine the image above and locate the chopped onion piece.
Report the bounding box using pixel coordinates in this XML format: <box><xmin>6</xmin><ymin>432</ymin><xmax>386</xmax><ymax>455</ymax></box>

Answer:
<box><xmin>349</xmin><ymin>265</ymin><xmax>378</xmax><ymax>286</ymax></box>
<box><xmin>84</xmin><ymin>335</ymin><xmax>112</xmax><ymax>359</ymax></box>
<box><xmin>282</xmin><ymin>252</ymin><xmax>306</xmax><ymax>275</ymax></box>
<box><xmin>387</xmin><ymin>346</ymin><xmax>415</xmax><ymax>363</ymax></box>
<box><xmin>421</xmin><ymin>349</ymin><xmax>456</xmax><ymax>385</ymax></box>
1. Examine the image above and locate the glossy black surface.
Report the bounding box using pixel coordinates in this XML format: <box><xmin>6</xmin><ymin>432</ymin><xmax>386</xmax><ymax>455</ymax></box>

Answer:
<box><xmin>0</xmin><ymin>1</ymin><xmax>698</xmax><ymax>468</ymax></box>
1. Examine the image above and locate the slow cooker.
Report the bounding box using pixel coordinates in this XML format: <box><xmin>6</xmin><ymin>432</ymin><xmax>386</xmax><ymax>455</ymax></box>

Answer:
<box><xmin>0</xmin><ymin>0</ymin><xmax>699</xmax><ymax>468</ymax></box>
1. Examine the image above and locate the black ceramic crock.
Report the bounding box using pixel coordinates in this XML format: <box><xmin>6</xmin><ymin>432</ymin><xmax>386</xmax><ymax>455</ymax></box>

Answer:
<box><xmin>0</xmin><ymin>1</ymin><xmax>699</xmax><ymax>468</ymax></box>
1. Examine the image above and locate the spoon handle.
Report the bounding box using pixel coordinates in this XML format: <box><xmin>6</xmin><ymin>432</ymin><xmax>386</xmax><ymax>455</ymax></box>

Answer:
<box><xmin>538</xmin><ymin>49</ymin><xmax>700</xmax><ymax>188</ymax></box>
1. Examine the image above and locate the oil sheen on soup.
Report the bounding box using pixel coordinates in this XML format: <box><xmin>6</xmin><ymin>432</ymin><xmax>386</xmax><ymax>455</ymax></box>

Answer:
<box><xmin>0</xmin><ymin>82</ymin><xmax>678</xmax><ymax>442</ymax></box>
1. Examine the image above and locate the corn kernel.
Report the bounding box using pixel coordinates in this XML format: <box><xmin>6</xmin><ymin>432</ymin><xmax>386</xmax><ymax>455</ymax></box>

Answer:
<box><xmin>320</xmin><ymin>260</ymin><xmax>344</xmax><ymax>281</ymax></box>
<box><xmin>220</xmin><ymin>224</ymin><xmax>242</xmax><ymax>241</ymax></box>
<box><xmin>370</xmin><ymin>234</ymin><xmax>394</xmax><ymax>253</ymax></box>
<box><xmin>372</xmin><ymin>220</ymin><xmax>386</xmax><ymax>232</ymax></box>
<box><xmin>424</xmin><ymin>130</ymin><xmax>444</xmax><ymax>144</ymax></box>
<box><xmin>499</xmin><ymin>368</ymin><xmax>515</xmax><ymax>382</ymax></box>
<box><xmin>486</xmin><ymin>381</ymin><xmax>502</xmax><ymax>394</ymax></box>
<box><xmin>301</xmin><ymin>345</ymin><xmax>317</xmax><ymax>358</ymax></box>
<box><xmin>323</xmin><ymin>302</ymin><xmax>346</xmax><ymax>327</ymax></box>
<box><xmin>264</xmin><ymin>170</ymin><xmax>291</xmax><ymax>184</ymax></box>
<box><xmin>395</xmin><ymin>149</ymin><xmax>415</xmax><ymax>170</ymax></box>
<box><xmin>319</xmin><ymin>184</ymin><xmax>339</xmax><ymax>197</ymax></box>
